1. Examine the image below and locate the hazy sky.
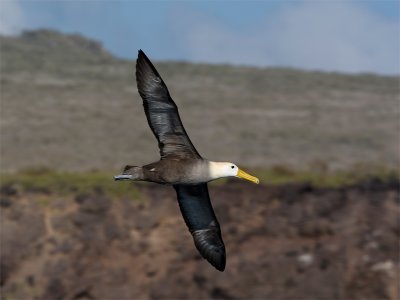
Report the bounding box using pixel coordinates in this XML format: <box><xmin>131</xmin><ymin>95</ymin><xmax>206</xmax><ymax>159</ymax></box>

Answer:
<box><xmin>1</xmin><ymin>0</ymin><xmax>399</xmax><ymax>75</ymax></box>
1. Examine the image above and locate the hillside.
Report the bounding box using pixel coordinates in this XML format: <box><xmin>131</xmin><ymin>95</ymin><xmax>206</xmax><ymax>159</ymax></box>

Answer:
<box><xmin>1</xmin><ymin>29</ymin><xmax>115</xmax><ymax>74</ymax></box>
<box><xmin>1</xmin><ymin>30</ymin><xmax>399</xmax><ymax>300</ymax></box>
<box><xmin>0</xmin><ymin>29</ymin><xmax>399</xmax><ymax>172</ymax></box>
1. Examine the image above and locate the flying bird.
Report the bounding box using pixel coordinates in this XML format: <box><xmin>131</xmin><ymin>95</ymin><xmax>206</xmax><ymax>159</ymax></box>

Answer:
<box><xmin>115</xmin><ymin>50</ymin><xmax>259</xmax><ymax>271</ymax></box>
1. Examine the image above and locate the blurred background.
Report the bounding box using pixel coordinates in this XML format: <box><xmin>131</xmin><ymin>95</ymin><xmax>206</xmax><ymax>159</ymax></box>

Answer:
<box><xmin>0</xmin><ymin>1</ymin><xmax>399</xmax><ymax>299</ymax></box>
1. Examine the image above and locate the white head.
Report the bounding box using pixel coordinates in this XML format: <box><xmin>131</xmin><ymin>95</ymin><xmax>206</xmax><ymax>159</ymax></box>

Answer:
<box><xmin>208</xmin><ymin>162</ymin><xmax>259</xmax><ymax>184</ymax></box>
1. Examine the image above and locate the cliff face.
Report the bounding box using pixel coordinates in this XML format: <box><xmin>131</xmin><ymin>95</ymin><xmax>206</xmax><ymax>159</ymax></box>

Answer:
<box><xmin>1</xmin><ymin>180</ymin><xmax>398</xmax><ymax>300</ymax></box>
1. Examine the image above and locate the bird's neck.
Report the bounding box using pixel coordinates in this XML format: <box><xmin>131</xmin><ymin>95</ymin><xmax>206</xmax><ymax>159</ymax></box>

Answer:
<box><xmin>208</xmin><ymin>161</ymin><xmax>227</xmax><ymax>180</ymax></box>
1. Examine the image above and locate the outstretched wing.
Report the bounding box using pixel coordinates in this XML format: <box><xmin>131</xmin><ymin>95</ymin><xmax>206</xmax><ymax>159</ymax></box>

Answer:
<box><xmin>174</xmin><ymin>184</ymin><xmax>226</xmax><ymax>271</ymax></box>
<box><xmin>136</xmin><ymin>50</ymin><xmax>201</xmax><ymax>159</ymax></box>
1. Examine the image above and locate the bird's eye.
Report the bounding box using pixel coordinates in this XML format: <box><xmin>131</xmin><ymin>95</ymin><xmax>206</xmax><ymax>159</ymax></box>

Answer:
<box><xmin>231</xmin><ymin>166</ymin><xmax>235</xmax><ymax>169</ymax></box>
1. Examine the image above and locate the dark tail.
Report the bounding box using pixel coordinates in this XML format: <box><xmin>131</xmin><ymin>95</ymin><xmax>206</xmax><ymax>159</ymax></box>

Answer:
<box><xmin>114</xmin><ymin>165</ymin><xmax>143</xmax><ymax>181</ymax></box>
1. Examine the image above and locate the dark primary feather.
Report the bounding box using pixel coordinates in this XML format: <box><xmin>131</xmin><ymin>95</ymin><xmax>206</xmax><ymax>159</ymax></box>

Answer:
<box><xmin>136</xmin><ymin>50</ymin><xmax>201</xmax><ymax>159</ymax></box>
<box><xmin>174</xmin><ymin>184</ymin><xmax>226</xmax><ymax>271</ymax></box>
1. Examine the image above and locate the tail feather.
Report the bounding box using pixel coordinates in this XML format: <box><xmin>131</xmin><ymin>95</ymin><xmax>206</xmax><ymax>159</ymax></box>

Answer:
<box><xmin>114</xmin><ymin>165</ymin><xmax>143</xmax><ymax>181</ymax></box>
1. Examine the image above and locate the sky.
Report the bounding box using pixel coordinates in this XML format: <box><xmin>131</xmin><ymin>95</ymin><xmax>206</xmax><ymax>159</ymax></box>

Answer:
<box><xmin>0</xmin><ymin>0</ymin><xmax>399</xmax><ymax>75</ymax></box>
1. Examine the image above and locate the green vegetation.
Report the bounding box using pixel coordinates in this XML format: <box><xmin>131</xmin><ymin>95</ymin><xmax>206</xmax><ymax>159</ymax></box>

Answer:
<box><xmin>253</xmin><ymin>165</ymin><xmax>399</xmax><ymax>188</ymax></box>
<box><xmin>0</xmin><ymin>168</ymin><xmax>142</xmax><ymax>198</ymax></box>
<box><xmin>1</xmin><ymin>166</ymin><xmax>397</xmax><ymax>198</ymax></box>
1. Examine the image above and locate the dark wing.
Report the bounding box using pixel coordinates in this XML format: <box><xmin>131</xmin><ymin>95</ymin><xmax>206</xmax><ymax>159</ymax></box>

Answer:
<box><xmin>174</xmin><ymin>184</ymin><xmax>226</xmax><ymax>272</ymax></box>
<box><xmin>136</xmin><ymin>50</ymin><xmax>201</xmax><ymax>159</ymax></box>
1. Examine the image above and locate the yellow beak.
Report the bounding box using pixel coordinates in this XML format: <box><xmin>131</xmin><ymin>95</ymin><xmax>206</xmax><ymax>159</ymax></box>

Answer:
<box><xmin>237</xmin><ymin>169</ymin><xmax>260</xmax><ymax>184</ymax></box>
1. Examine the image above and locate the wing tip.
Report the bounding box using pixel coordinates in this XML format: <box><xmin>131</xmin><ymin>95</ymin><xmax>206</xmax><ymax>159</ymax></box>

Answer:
<box><xmin>136</xmin><ymin>49</ymin><xmax>146</xmax><ymax>67</ymax></box>
<box><xmin>214</xmin><ymin>252</ymin><xmax>226</xmax><ymax>272</ymax></box>
<box><xmin>205</xmin><ymin>246</ymin><xmax>226</xmax><ymax>272</ymax></box>
<box><xmin>136</xmin><ymin>49</ymin><xmax>162</xmax><ymax>83</ymax></box>
<box><xmin>192</xmin><ymin>229</ymin><xmax>226</xmax><ymax>272</ymax></box>
<box><xmin>137</xmin><ymin>49</ymin><xmax>152</xmax><ymax>66</ymax></box>
<box><xmin>138</xmin><ymin>49</ymin><xmax>145</xmax><ymax>58</ymax></box>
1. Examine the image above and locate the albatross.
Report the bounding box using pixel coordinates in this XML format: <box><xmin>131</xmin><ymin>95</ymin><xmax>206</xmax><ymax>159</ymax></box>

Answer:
<box><xmin>115</xmin><ymin>50</ymin><xmax>259</xmax><ymax>272</ymax></box>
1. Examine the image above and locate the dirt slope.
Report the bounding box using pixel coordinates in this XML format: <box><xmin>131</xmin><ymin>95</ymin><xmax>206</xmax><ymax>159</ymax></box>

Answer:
<box><xmin>1</xmin><ymin>179</ymin><xmax>398</xmax><ymax>299</ymax></box>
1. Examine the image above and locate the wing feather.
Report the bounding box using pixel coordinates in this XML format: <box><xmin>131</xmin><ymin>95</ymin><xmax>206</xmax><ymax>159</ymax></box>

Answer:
<box><xmin>174</xmin><ymin>184</ymin><xmax>226</xmax><ymax>271</ymax></box>
<box><xmin>136</xmin><ymin>50</ymin><xmax>201</xmax><ymax>159</ymax></box>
